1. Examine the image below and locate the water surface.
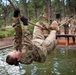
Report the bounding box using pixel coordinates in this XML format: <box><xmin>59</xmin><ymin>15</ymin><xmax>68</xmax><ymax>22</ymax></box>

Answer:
<box><xmin>0</xmin><ymin>47</ymin><xmax>76</xmax><ymax>75</ymax></box>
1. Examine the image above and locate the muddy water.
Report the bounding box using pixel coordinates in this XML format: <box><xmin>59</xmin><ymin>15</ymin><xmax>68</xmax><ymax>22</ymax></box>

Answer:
<box><xmin>0</xmin><ymin>47</ymin><xmax>76</xmax><ymax>75</ymax></box>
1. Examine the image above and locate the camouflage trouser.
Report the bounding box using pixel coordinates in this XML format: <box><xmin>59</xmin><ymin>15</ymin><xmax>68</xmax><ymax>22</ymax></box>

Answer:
<box><xmin>20</xmin><ymin>22</ymin><xmax>57</xmax><ymax>64</ymax></box>
<box><xmin>32</xmin><ymin>22</ymin><xmax>57</xmax><ymax>62</ymax></box>
<box><xmin>13</xmin><ymin>19</ymin><xmax>22</xmax><ymax>51</ymax></box>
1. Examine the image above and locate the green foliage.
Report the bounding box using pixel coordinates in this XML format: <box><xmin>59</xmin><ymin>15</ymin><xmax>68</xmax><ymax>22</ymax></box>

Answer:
<box><xmin>0</xmin><ymin>0</ymin><xmax>76</xmax><ymax>33</ymax></box>
<box><xmin>0</xmin><ymin>28</ymin><xmax>15</xmax><ymax>38</ymax></box>
<box><xmin>6</xmin><ymin>29</ymin><xmax>15</xmax><ymax>36</ymax></box>
<box><xmin>0</xmin><ymin>33</ymin><xmax>5</xmax><ymax>38</ymax></box>
<box><xmin>28</xmin><ymin>24</ymin><xmax>34</xmax><ymax>34</ymax></box>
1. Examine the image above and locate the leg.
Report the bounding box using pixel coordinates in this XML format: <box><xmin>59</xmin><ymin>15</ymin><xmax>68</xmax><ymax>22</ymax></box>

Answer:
<box><xmin>32</xmin><ymin>22</ymin><xmax>46</xmax><ymax>63</ymax></box>
<box><xmin>42</xmin><ymin>30</ymin><xmax>57</xmax><ymax>55</ymax></box>
<box><xmin>19</xmin><ymin>21</ymin><xmax>58</xmax><ymax>64</ymax></box>
<box><xmin>33</xmin><ymin>22</ymin><xmax>44</xmax><ymax>40</ymax></box>
<box><xmin>66</xmin><ymin>37</ymin><xmax>69</xmax><ymax>46</ymax></box>
<box><xmin>67</xmin><ymin>37</ymin><xmax>69</xmax><ymax>45</ymax></box>
<box><xmin>27</xmin><ymin>21</ymin><xmax>58</xmax><ymax>63</ymax></box>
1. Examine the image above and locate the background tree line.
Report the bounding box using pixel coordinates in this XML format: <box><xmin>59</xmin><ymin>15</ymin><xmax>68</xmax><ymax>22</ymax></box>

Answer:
<box><xmin>0</xmin><ymin>0</ymin><xmax>76</xmax><ymax>27</ymax></box>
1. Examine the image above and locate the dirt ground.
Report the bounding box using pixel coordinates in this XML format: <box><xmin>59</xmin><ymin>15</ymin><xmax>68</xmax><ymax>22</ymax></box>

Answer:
<box><xmin>0</xmin><ymin>36</ymin><xmax>14</xmax><ymax>48</ymax></box>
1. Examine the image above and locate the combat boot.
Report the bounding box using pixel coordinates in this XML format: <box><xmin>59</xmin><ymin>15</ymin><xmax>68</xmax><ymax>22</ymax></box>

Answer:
<box><xmin>50</xmin><ymin>21</ymin><xmax>59</xmax><ymax>32</ymax></box>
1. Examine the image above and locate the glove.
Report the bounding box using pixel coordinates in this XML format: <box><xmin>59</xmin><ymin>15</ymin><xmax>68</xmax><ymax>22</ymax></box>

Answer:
<box><xmin>20</xmin><ymin>16</ymin><xmax>28</xmax><ymax>26</ymax></box>
<box><xmin>13</xmin><ymin>8</ymin><xmax>20</xmax><ymax>17</ymax></box>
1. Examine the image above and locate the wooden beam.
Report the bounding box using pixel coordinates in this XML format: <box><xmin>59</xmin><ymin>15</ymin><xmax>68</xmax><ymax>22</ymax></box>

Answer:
<box><xmin>56</xmin><ymin>34</ymin><xmax>76</xmax><ymax>37</ymax></box>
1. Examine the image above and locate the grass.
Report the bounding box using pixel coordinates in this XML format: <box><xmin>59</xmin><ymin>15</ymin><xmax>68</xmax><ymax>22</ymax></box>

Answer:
<box><xmin>0</xmin><ymin>28</ymin><xmax>15</xmax><ymax>38</ymax></box>
<box><xmin>0</xmin><ymin>33</ymin><xmax>5</xmax><ymax>38</ymax></box>
<box><xmin>5</xmin><ymin>29</ymin><xmax>15</xmax><ymax>36</ymax></box>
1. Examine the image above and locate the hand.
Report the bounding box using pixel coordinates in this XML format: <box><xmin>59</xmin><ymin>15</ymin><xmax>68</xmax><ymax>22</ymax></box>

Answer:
<box><xmin>20</xmin><ymin>16</ymin><xmax>28</xmax><ymax>25</ymax></box>
<box><xmin>13</xmin><ymin>8</ymin><xmax>20</xmax><ymax>17</ymax></box>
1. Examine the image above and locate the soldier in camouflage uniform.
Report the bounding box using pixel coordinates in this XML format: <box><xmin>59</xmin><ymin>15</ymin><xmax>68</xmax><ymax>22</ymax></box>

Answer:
<box><xmin>6</xmin><ymin>8</ymin><xmax>59</xmax><ymax>66</ymax></box>
<box><xmin>61</xmin><ymin>16</ymin><xmax>70</xmax><ymax>45</ymax></box>
<box><xmin>60</xmin><ymin>16</ymin><xmax>76</xmax><ymax>44</ymax></box>
<box><xmin>69</xmin><ymin>16</ymin><xmax>76</xmax><ymax>44</ymax></box>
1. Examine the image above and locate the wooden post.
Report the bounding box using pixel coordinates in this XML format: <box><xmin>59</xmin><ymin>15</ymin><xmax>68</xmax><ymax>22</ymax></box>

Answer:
<box><xmin>66</xmin><ymin>38</ymin><xmax>68</xmax><ymax>46</ymax></box>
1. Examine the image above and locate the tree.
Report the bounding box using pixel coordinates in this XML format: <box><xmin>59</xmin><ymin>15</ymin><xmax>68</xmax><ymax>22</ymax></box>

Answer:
<box><xmin>71</xmin><ymin>0</ymin><xmax>76</xmax><ymax>15</ymax></box>
<box><xmin>48</xmin><ymin>0</ymin><xmax>52</xmax><ymax>21</ymax></box>
<box><xmin>33</xmin><ymin>0</ymin><xmax>37</xmax><ymax>18</ymax></box>
<box><xmin>20</xmin><ymin>0</ymin><xmax>28</xmax><ymax>18</ymax></box>
<box><xmin>0</xmin><ymin>0</ymin><xmax>12</xmax><ymax>26</ymax></box>
<box><xmin>43</xmin><ymin>0</ymin><xmax>48</xmax><ymax>22</ymax></box>
<box><xmin>62</xmin><ymin>0</ymin><xmax>65</xmax><ymax>17</ymax></box>
<box><xmin>67</xmin><ymin>0</ymin><xmax>71</xmax><ymax>16</ymax></box>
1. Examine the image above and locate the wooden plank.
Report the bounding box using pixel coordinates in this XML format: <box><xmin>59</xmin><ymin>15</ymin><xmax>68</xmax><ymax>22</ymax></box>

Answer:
<box><xmin>56</xmin><ymin>34</ymin><xmax>76</xmax><ymax>37</ymax></box>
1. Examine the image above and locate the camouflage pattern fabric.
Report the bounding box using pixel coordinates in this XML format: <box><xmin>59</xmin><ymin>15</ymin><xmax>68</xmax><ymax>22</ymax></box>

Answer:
<box><xmin>63</xmin><ymin>23</ymin><xmax>69</xmax><ymax>34</ymax></box>
<box><xmin>13</xmin><ymin>18</ymin><xmax>22</xmax><ymax>51</ymax></box>
<box><xmin>32</xmin><ymin>22</ymin><xmax>57</xmax><ymax>62</ymax></box>
<box><xmin>23</xmin><ymin>29</ymin><xmax>33</xmax><ymax>50</ymax></box>
<box><xmin>60</xmin><ymin>19</ymin><xmax>69</xmax><ymax>34</ymax></box>
<box><xmin>42</xmin><ymin>21</ymin><xmax>50</xmax><ymax>36</ymax></box>
<box><xmin>70</xmin><ymin>20</ymin><xmax>76</xmax><ymax>35</ymax></box>
<box><xmin>20</xmin><ymin>22</ymin><xmax>57</xmax><ymax>64</ymax></box>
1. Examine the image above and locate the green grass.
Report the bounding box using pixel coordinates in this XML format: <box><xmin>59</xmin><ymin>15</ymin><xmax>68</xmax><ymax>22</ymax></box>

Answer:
<box><xmin>0</xmin><ymin>33</ymin><xmax>5</xmax><ymax>38</ymax></box>
<box><xmin>0</xmin><ymin>28</ymin><xmax>15</xmax><ymax>38</ymax></box>
<box><xmin>6</xmin><ymin>29</ymin><xmax>14</xmax><ymax>36</ymax></box>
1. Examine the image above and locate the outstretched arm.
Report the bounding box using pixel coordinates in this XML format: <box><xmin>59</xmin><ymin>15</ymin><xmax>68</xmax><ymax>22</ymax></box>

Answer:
<box><xmin>13</xmin><ymin>8</ymin><xmax>22</xmax><ymax>51</ymax></box>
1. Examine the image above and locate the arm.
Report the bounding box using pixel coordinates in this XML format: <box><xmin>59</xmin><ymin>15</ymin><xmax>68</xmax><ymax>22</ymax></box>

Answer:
<box><xmin>20</xmin><ymin>16</ymin><xmax>29</xmax><ymax>31</ymax></box>
<box><xmin>13</xmin><ymin>8</ymin><xmax>22</xmax><ymax>51</ymax></box>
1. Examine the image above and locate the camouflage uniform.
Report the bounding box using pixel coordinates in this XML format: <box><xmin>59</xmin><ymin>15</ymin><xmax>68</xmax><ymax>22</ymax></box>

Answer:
<box><xmin>22</xmin><ymin>29</ymin><xmax>32</xmax><ymax>50</ymax></box>
<box><xmin>19</xmin><ymin>22</ymin><xmax>57</xmax><ymax>64</ymax></box>
<box><xmin>61</xmin><ymin>17</ymin><xmax>76</xmax><ymax>44</ymax></box>
<box><xmin>70</xmin><ymin>19</ymin><xmax>76</xmax><ymax>35</ymax></box>
<box><xmin>13</xmin><ymin>18</ymin><xmax>22</xmax><ymax>51</ymax></box>
<box><xmin>70</xmin><ymin>19</ymin><xmax>76</xmax><ymax>44</ymax></box>
<box><xmin>63</xmin><ymin>22</ymin><xmax>69</xmax><ymax>34</ymax></box>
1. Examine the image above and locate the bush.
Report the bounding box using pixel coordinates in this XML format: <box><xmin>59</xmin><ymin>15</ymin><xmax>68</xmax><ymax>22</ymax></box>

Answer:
<box><xmin>0</xmin><ymin>33</ymin><xmax>5</xmax><ymax>38</ymax></box>
<box><xmin>0</xmin><ymin>20</ymin><xmax>5</xmax><ymax>28</ymax></box>
<box><xmin>6</xmin><ymin>29</ymin><xmax>15</xmax><ymax>36</ymax></box>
